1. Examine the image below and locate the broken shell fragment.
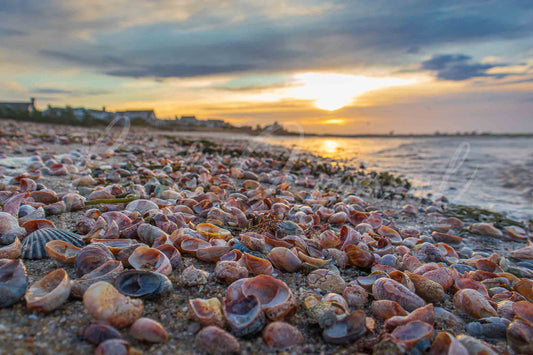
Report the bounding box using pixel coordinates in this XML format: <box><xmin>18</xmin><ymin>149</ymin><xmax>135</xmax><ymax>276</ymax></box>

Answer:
<box><xmin>128</xmin><ymin>246</ymin><xmax>172</xmax><ymax>276</ymax></box>
<box><xmin>114</xmin><ymin>270</ymin><xmax>171</xmax><ymax>298</ymax></box>
<box><xmin>45</xmin><ymin>240</ymin><xmax>80</xmax><ymax>263</ymax></box>
<box><xmin>223</xmin><ymin>294</ymin><xmax>266</xmax><ymax>336</ymax></box>
<box><xmin>242</xmin><ymin>275</ymin><xmax>296</xmax><ymax>320</ymax></box>
<box><xmin>25</xmin><ymin>268</ymin><xmax>71</xmax><ymax>312</ymax></box>
<box><xmin>189</xmin><ymin>297</ymin><xmax>225</xmax><ymax>327</ymax></box>
<box><xmin>71</xmin><ymin>260</ymin><xmax>124</xmax><ymax>298</ymax></box>
<box><xmin>322</xmin><ymin>310</ymin><xmax>366</xmax><ymax>344</ymax></box>
<box><xmin>307</xmin><ymin>269</ymin><xmax>346</xmax><ymax>294</ymax></box>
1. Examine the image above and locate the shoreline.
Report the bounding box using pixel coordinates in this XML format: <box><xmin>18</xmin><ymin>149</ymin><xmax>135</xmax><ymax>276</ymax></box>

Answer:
<box><xmin>0</xmin><ymin>119</ymin><xmax>532</xmax><ymax>354</ymax></box>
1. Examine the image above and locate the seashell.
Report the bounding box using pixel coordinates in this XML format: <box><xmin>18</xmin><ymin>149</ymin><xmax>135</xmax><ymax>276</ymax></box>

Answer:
<box><xmin>322</xmin><ymin>310</ymin><xmax>366</xmax><ymax>344</ymax></box>
<box><xmin>223</xmin><ymin>294</ymin><xmax>266</xmax><ymax>336</ymax></box>
<box><xmin>30</xmin><ymin>189</ymin><xmax>58</xmax><ymax>204</ymax></box>
<box><xmin>83</xmin><ymin>281</ymin><xmax>143</xmax><ymax>328</ymax></box>
<box><xmin>326</xmin><ymin>248</ymin><xmax>348</xmax><ymax>269</ymax></box>
<box><xmin>434</xmin><ymin>306</ymin><xmax>465</xmax><ymax>328</ymax></box>
<box><xmin>357</xmin><ymin>271</ymin><xmax>387</xmax><ymax>291</ymax></box>
<box><xmin>22</xmin><ymin>228</ymin><xmax>84</xmax><ymax>259</ymax></box>
<box><xmin>125</xmin><ymin>199</ymin><xmax>159</xmax><ymax>215</ymax></box>
<box><xmin>263</xmin><ymin>321</ymin><xmax>304</xmax><ymax>349</ymax></box>
<box><xmin>94</xmin><ymin>339</ymin><xmax>132</xmax><ymax>355</ymax></box>
<box><xmin>507</xmin><ymin>318</ymin><xmax>533</xmax><ymax>354</ymax></box>
<box><xmin>130</xmin><ymin>317</ymin><xmax>168</xmax><ymax>343</ymax></box>
<box><xmin>304</xmin><ymin>296</ymin><xmax>338</xmax><ymax>328</ymax></box>
<box><xmin>401</xmin><ymin>254</ymin><xmax>422</xmax><ymax>272</ymax></box>
<box><xmin>194</xmin><ymin>326</ymin><xmax>240</xmax><ymax>354</ymax></box>
<box><xmin>402</xmin><ymin>204</ymin><xmax>417</xmax><ymax>216</ymax></box>
<box><xmin>42</xmin><ymin>200</ymin><xmax>66</xmax><ymax>215</ymax></box>
<box><xmin>242</xmin><ymin>275</ymin><xmax>296</xmax><ymax>320</ymax></box>
<box><xmin>0</xmin><ymin>259</ymin><xmax>28</xmax><ymax>308</ymax></box>
<box><xmin>117</xmin><ymin>243</ymin><xmax>146</xmax><ymax>268</ymax></box>
<box><xmin>220</xmin><ymin>249</ymin><xmax>242</xmax><ymax>262</ymax></box>
<box><xmin>319</xmin><ymin>230</ymin><xmax>339</xmax><ymax>248</ymax></box>
<box><xmin>137</xmin><ymin>223</ymin><xmax>167</xmax><ymax>246</ymax></box>
<box><xmin>179</xmin><ymin>237</ymin><xmax>210</xmax><ymax>254</ymax></box>
<box><xmin>72</xmin><ymin>260</ymin><xmax>123</xmax><ymax>298</ymax></box>
<box><xmin>514</xmin><ymin>278</ymin><xmax>533</xmax><ymax>301</ymax></box>
<box><xmin>372</xmin><ymin>278</ymin><xmax>425</xmax><ymax>312</ymax></box>
<box><xmin>128</xmin><ymin>246</ymin><xmax>171</xmax><ymax>275</ymax></box>
<box><xmin>345</xmin><ymin>244</ymin><xmax>375</xmax><ymax>268</ymax></box>
<box><xmin>75</xmin><ymin>243</ymin><xmax>115</xmax><ymax>277</ymax></box>
<box><xmin>328</xmin><ymin>211</ymin><xmax>348</xmax><ymax>224</ymax></box>
<box><xmin>62</xmin><ymin>192</ymin><xmax>85</xmax><ymax>211</ymax></box>
<box><xmin>322</xmin><ymin>293</ymin><xmax>349</xmax><ymax>316</ymax></box>
<box><xmin>429</xmin><ymin>332</ymin><xmax>468</xmax><ymax>355</ymax></box>
<box><xmin>423</xmin><ymin>267</ymin><xmax>454</xmax><ymax>291</ymax></box>
<box><xmin>466</xmin><ymin>317</ymin><xmax>510</xmax><ymax>339</ymax></box>
<box><xmin>377</xmin><ymin>225</ymin><xmax>402</xmax><ymax>244</ymax></box>
<box><xmin>197</xmin><ymin>245</ymin><xmax>231</xmax><ymax>263</ymax></box>
<box><xmin>384</xmin><ymin>304</ymin><xmax>434</xmax><ymax>332</ymax></box>
<box><xmin>371</xmin><ymin>300</ymin><xmax>408</xmax><ymax>320</ymax></box>
<box><xmin>72</xmin><ymin>175</ymin><xmax>97</xmax><ymax>187</ymax></box>
<box><xmin>307</xmin><ymin>269</ymin><xmax>346</xmax><ymax>294</ymax></box>
<box><xmin>469</xmin><ymin>223</ymin><xmax>503</xmax><ymax>238</ymax></box>
<box><xmin>181</xmin><ymin>265</ymin><xmax>209</xmax><ymax>286</ymax></box>
<box><xmin>457</xmin><ymin>334</ymin><xmax>498</xmax><ymax>355</ymax></box>
<box><xmin>197</xmin><ymin>223</ymin><xmax>231</xmax><ymax>240</ymax></box>
<box><xmin>391</xmin><ymin>320</ymin><xmax>433</xmax><ymax>351</ymax></box>
<box><xmin>0</xmin><ymin>212</ymin><xmax>26</xmax><ymax>244</ymax></box>
<box><xmin>453</xmin><ymin>289</ymin><xmax>497</xmax><ymax>318</ymax></box>
<box><xmin>431</xmin><ymin>231</ymin><xmax>462</xmax><ymax>244</ymax></box>
<box><xmin>83</xmin><ymin>323</ymin><xmax>123</xmax><ymax>345</ymax></box>
<box><xmin>189</xmin><ymin>297</ymin><xmax>225</xmax><ymax>327</ymax></box>
<box><xmin>114</xmin><ymin>270</ymin><xmax>171</xmax><ymax>298</ymax></box>
<box><xmin>0</xmin><ymin>237</ymin><xmax>21</xmax><ymax>259</ymax></box>
<box><xmin>20</xmin><ymin>219</ymin><xmax>55</xmax><ymax>233</ymax></box>
<box><xmin>455</xmin><ymin>278</ymin><xmax>489</xmax><ymax>297</ymax></box>
<box><xmin>155</xmin><ymin>243</ymin><xmax>182</xmax><ymax>269</ymax></box>
<box><xmin>214</xmin><ymin>260</ymin><xmax>248</xmax><ymax>283</ymax></box>
<box><xmin>389</xmin><ymin>270</ymin><xmax>415</xmax><ymax>293</ymax></box>
<box><xmin>25</xmin><ymin>268</ymin><xmax>71</xmax><ymax>312</ymax></box>
<box><xmin>45</xmin><ymin>240</ymin><xmax>81</xmax><ymax>264</ymax></box>
<box><xmin>343</xmin><ymin>284</ymin><xmax>369</xmax><ymax>308</ymax></box>
<box><xmin>405</xmin><ymin>271</ymin><xmax>445</xmax><ymax>303</ymax></box>
<box><xmin>511</xmin><ymin>245</ymin><xmax>533</xmax><ymax>260</ymax></box>
<box><xmin>512</xmin><ymin>300</ymin><xmax>533</xmax><ymax>324</ymax></box>
<box><xmin>240</xmin><ymin>232</ymin><xmax>269</xmax><ymax>253</ymax></box>
<box><xmin>91</xmin><ymin>239</ymin><xmax>137</xmax><ymax>256</ymax></box>
<box><xmin>242</xmin><ymin>252</ymin><xmax>274</xmax><ymax>275</ymax></box>
<box><xmin>505</xmin><ymin>226</ymin><xmax>528</xmax><ymax>241</ymax></box>
<box><xmin>268</xmin><ymin>247</ymin><xmax>302</xmax><ymax>272</ymax></box>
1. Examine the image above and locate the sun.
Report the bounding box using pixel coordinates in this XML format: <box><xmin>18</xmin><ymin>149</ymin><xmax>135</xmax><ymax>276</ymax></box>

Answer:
<box><xmin>289</xmin><ymin>73</ymin><xmax>417</xmax><ymax>111</ymax></box>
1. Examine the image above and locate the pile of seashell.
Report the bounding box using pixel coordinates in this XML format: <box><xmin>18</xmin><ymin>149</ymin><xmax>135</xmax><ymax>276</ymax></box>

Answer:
<box><xmin>0</xmin><ymin>120</ymin><xmax>532</xmax><ymax>354</ymax></box>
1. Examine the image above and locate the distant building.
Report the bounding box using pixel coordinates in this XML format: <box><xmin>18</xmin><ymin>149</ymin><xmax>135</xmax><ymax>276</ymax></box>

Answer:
<box><xmin>205</xmin><ymin>119</ymin><xmax>226</xmax><ymax>128</ymax></box>
<box><xmin>264</xmin><ymin>121</ymin><xmax>283</xmax><ymax>132</ymax></box>
<box><xmin>115</xmin><ymin>110</ymin><xmax>157</xmax><ymax>123</ymax></box>
<box><xmin>85</xmin><ymin>107</ymin><xmax>114</xmax><ymax>121</ymax></box>
<box><xmin>179</xmin><ymin>115</ymin><xmax>200</xmax><ymax>126</ymax></box>
<box><xmin>0</xmin><ymin>97</ymin><xmax>36</xmax><ymax>115</ymax></box>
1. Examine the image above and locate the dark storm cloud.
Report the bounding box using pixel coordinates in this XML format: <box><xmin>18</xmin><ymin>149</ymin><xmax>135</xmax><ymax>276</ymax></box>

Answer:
<box><xmin>2</xmin><ymin>1</ymin><xmax>533</xmax><ymax>78</ymax></box>
<box><xmin>421</xmin><ymin>54</ymin><xmax>510</xmax><ymax>80</ymax></box>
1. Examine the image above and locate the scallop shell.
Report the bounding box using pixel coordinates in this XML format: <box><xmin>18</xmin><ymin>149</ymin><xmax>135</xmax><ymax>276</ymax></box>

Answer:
<box><xmin>21</xmin><ymin>228</ymin><xmax>85</xmax><ymax>259</ymax></box>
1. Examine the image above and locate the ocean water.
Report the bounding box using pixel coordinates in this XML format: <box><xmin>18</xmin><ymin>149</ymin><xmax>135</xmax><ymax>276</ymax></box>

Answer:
<box><xmin>256</xmin><ymin>136</ymin><xmax>533</xmax><ymax>221</ymax></box>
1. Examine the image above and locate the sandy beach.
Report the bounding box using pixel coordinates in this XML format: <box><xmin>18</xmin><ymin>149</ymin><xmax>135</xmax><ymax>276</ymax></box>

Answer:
<box><xmin>0</xmin><ymin>119</ymin><xmax>532</xmax><ymax>354</ymax></box>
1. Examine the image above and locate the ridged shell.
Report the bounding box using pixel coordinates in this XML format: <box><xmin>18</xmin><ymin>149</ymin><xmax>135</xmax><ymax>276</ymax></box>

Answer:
<box><xmin>21</xmin><ymin>228</ymin><xmax>84</xmax><ymax>259</ymax></box>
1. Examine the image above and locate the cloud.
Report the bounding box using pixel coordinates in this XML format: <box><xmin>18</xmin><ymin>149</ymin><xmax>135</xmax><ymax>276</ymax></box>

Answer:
<box><xmin>421</xmin><ymin>54</ymin><xmax>513</xmax><ymax>80</ymax></box>
<box><xmin>2</xmin><ymin>1</ymin><xmax>530</xmax><ymax>79</ymax></box>
<box><xmin>106</xmin><ymin>64</ymin><xmax>254</xmax><ymax>78</ymax></box>
<box><xmin>30</xmin><ymin>86</ymin><xmax>110</xmax><ymax>96</ymax></box>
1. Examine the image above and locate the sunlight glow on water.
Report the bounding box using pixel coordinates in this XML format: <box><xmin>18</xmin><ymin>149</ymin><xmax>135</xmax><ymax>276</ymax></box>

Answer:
<box><xmin>256</xmin><ymin>135</ymin><xmax>533</xmax><ymax>220</ymax></box>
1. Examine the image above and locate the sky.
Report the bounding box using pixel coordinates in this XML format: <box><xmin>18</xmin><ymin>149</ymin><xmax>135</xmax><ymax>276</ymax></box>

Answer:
<box><xmin>0</xmin><ymin>0</ymin><xmax>532</xmax><ymax>134</ymax></box>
